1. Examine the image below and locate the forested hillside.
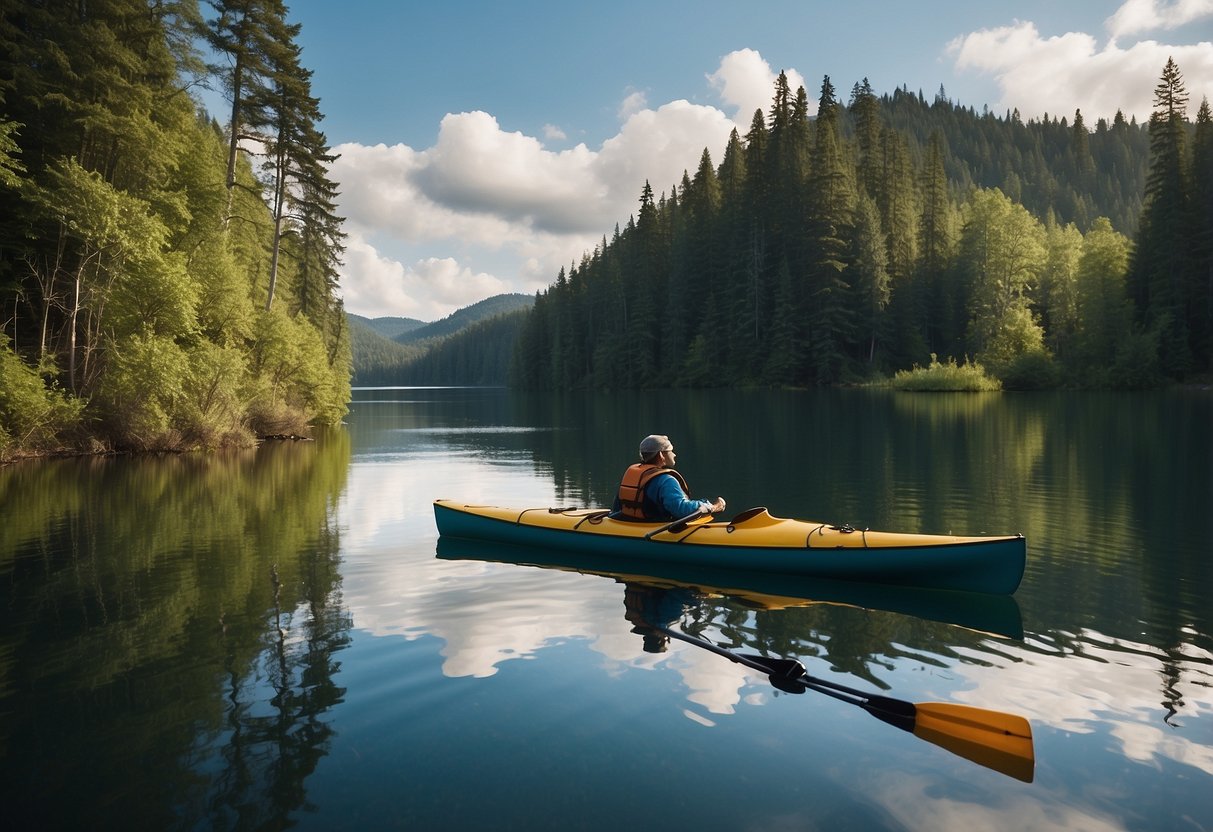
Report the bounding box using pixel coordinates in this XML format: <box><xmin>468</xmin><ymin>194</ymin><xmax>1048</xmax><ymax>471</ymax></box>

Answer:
<box><xmin>349</xmin><ymin>314</ymin><xmax>426</xmax><ymax>340</ymax></box>
<box><xmin>349</xmin><ymin>294</ymin><xmax>534</xmax><ymax>386</ymax></box>
<box><xmin>513</xmin><ymin>64</ymin><xmax>1211</xmax><ymax>390</ymax></box>
<box><xmin>395</xmin><ymin>294</ymin><xmax>534</xmax><ymax>344</ymax></box>
<box><xmin>0</xmin><ymin>0</ymin><xmax>350</xmax><ymax>460</ymax></box>
<box><xmin>386</xmin><ymin>309</ymin><xmax>529</xmax><ymax>386</ymax></box>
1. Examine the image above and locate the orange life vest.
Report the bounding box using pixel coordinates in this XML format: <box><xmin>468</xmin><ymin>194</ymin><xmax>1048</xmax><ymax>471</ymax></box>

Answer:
<box><xmin>615</xmin><ymin>464</ymin><xmax>691</xmax><ymax>520</ymax></box>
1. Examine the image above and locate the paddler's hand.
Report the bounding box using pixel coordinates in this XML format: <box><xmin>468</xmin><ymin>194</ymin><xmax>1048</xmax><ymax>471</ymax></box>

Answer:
<box><xmin>707</xmin><ymin>497</ymin><xmax>726</xmax><ymax>514</ymax></box>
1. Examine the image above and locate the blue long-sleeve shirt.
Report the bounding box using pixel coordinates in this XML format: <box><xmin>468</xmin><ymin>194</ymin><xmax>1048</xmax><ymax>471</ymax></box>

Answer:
<box><xmin>648</xmin><ymin>472</ymin><xmax>712</xmax><ymax>519</ymax></box>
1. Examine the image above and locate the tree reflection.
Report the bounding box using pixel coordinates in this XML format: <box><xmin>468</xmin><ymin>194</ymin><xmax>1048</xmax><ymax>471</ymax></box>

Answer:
<box><xmin>0</xmin><ymin>432</ymin><xmax>352</xmax><ymax>829</ymax></box>
<box><xmin>508</xmin><ymin>388</ymin><xmax>1211</xmax><ymax>728</ymax></box>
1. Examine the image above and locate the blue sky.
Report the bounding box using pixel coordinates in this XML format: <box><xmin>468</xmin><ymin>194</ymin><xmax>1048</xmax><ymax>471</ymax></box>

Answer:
<box><xmin>237</xmin><ymin>0</ymin><xmax>1213</xmax><ymax>320</ymax></box>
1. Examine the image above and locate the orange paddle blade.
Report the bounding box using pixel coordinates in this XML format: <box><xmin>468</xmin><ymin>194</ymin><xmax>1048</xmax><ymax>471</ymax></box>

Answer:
<box><xmin>912</xmin><ymin>702</ymin><xmax>1035</xmax><ymax>783</ymax></box>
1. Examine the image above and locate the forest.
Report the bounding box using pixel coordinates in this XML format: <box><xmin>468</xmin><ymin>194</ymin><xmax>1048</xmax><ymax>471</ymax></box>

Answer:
<box><xmin>3</xmin><ymin>4</ymin><xmax>1211</xmax><ymax>463</ymax></box>
<box><xmin>0</xmin><ymin>0</ymin><xmax>349</xmax><ymax>461</ymax></box>
<box><xmin>512</xmin><ymin>63</ymin><xmax>1213</xmax><ymax>390</ymax></box>
<box><xmin>349</xmin><ymin>293</ymin><xmax>533</xmax><ymax>386</ymax></box>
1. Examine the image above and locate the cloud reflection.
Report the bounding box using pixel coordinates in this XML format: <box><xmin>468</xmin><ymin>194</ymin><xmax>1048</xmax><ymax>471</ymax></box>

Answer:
<box><xmin>337</xmin><ymin>435</ymin><xmax>1212</xmax><ymax>790</ymax></box>
<box><xmin>944</xmin><ymin>630</ymin><xmax>1213</xmax><ymax>777</ymax></box>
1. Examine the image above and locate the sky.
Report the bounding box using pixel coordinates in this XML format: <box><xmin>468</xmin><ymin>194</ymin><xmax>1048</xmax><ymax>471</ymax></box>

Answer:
<box><xmin>239</xmin><ymin>0</ymin><xmax>1213</xmax><ymax>321</ymax></box>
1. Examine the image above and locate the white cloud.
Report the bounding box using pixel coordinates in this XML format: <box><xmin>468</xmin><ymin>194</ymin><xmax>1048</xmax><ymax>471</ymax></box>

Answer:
<box><xmin>948</xmin><ymin>19</ymin><xmax>1213</xmax><ymax>122</ymax></box>
<box><xmin>1106</xmin><ymin>0</ymin><xmax>1213</xmax><ymax>39</ymax></box>
<box><xmin>707</xmin><ymin>48</ymin><xmax>812</xmax><ymax>125</ymax></box>
<box><xmin>329</xmin><ymin>61</ymin><xmax>750</xmax><ymax>319</ymax></box>
<box><xmin>339</xmin><ymin>234</ymin><xmax>512</xmax><ymax>321</ymax></box>
<box><xmin>618</xmin><ymin>89</ymin><xmax>648</xmax><ymax>120</ymax></box>
<box><xmin>542</xmin><ymin>123</ymin><xmax>567</xmax><ymax>141</ymax></box>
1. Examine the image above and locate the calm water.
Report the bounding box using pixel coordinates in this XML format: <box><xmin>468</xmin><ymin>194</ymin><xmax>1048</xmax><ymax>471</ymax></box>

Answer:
<box><xmin>1</xmin><ymin>387</ymin><xmax>1210</xmax><ymax>831</ymax></box>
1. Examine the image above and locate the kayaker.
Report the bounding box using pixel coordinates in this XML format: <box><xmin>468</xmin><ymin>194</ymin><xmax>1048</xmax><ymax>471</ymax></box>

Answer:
<box><xmin>612</xmin><ymin>434</ymin><xmax>726</xmax><ymax>521</ymax></box>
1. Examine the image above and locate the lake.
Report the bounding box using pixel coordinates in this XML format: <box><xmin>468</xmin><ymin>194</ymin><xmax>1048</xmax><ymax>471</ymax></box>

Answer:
<box><xmin>1</xmin><ymin>387</ymin><xmax>1210</xmax><ymax>831</ymax></box>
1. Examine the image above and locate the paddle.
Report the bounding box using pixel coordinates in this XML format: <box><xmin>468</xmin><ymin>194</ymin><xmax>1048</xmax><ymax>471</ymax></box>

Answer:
<box><xmin>655</xmin><ymin>624</ymin><xmax>1035</xmax><ymax>783</ymax></box>
<box><xmin>643</xmin><ymin>507</ymin><xmax>710</xmax><ymax>540</ymax></box>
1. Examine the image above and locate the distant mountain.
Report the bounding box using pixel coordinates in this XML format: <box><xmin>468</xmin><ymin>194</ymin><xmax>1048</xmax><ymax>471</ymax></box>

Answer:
<box><xmin>347</xmin><ymin>313</ymin><xmax>426</xmax><ymax>340</ymax></box>
<box><xmin>347</xmin><ymin>317</ymin><xmax>425</xmax><ymax>384</ymax></box>
<box><xmin>347</xmin><ymin>293</ymin><xmax>535</xmax><ymax>385</ymax></box>
<box><xmin>390</xmin><ymin>308</ymin><xmax>531</xmax><ymax>386</ymax></box>
<box><xmin>394</xmin><ymin>294</ymin><xmax>534</xmax><ymax>345</ymax></box>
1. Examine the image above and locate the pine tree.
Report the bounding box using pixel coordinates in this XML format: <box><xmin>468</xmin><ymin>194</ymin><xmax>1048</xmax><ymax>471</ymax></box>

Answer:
<box><xmin>1072</xmin><ymin>109</ymin><xmax>1095</xmax><ymax>184</ymax></box>
<box><xmin>912</xmin><ymin>130</ymin><xmax>954</xmax><ymax>359</ymax></box>
<box><xmin>850</xmin><ymin>78</ymin><xmax>882</xmax><ymax>200</ymax></box>
<box><xmin>804</xmin><ymin>76</ymin><xmax>857</xmax><ymax>383</ymax></box>
<box><xmin>206</xmin><ymin>0</ymin><xmax>286</xmax><ymax>215</ymax></box>
<box><xmin>1129</xmin><ymin>57</ymin><xmax>1192</xmax><ymax>377</ymax></box>
<box><xmin>1189</xmin><ymin>98</ymin><xmax>1213</xmax><ymax>369</ymax></box>
<box><xmin>852</xmin><ymin>193</ymin><xmax>891</xmax><ymax>366</ymax></box>
<box><xmin>737</xmin><ymin>109</ymin><xmax>770</xmax><ymax>369</ymax></box>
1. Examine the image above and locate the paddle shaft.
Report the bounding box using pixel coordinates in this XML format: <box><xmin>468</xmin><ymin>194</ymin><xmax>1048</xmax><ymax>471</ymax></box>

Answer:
<box><xmin>643</xmin><ymin>508</ymin><xmax>708</xmax><ymax>540</ymax></box>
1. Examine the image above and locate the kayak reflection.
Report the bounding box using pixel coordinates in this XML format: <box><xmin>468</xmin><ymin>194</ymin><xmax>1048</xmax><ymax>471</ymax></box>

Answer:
<box><xmin>434</xmin><ymin>536</ymin><xmax>1023</xmax><ymax>640</ymax></box>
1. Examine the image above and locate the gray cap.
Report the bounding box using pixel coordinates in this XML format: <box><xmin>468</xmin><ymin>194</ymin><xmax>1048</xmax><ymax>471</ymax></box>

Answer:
<box><xmin>639</xmin><ymin>434</ymin><xmax>673</xmax><ymax>456</ymax></box>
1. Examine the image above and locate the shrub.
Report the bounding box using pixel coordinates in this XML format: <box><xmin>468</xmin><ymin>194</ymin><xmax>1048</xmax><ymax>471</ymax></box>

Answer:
<box><xmin>998</xmin><ymin>348</ymin><xmax>1062</xmax><ymax>390</ymax></box>
<box><xmin>890</xmin><ymin>354</ymin><xmax>1002</xmax><ymax>392</ymax></box>
<box><xmin>0</xmin><ymin>334</ymin><xmax>85</xmax><ymax>458</ymax></box>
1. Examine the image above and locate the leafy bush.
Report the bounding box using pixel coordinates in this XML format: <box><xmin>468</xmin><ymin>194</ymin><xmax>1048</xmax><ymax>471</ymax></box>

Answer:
<box><xmin>998</xmin><ymin>348</ymin><xmax>1062</xmax><ymax>390</ymax></box>
<box><xmin>247</xmin><ymin>307</ymin><xmax>349</xmax><ymax>435</ymax></box>
<box><xmin>94</xmin><ymin>332</ymin><xmax>190</xmax><ymax>450</ymax></box>
<box><xmin>890</xmin><ymin>354</ymin><xmax>1002</xmax><ymax>391</ymax></box>
<box><xmin>0</xmin><ymin>335</ymin><xmax>85</xmax><ymax>458</ymax></box>
<box><xmin>179</xmin><ymin>340</ymin><xmax>255</xmax><ymax>447</ymax></box>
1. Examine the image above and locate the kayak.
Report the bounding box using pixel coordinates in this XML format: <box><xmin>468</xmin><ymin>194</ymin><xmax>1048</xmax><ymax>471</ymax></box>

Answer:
<box><xmin>435</xmin><ymin>536</ymin><xmax>1025</xmax><ymax>638</ymax></box>
<box><xmin>432</xmin><ymin>500</ymin><xmax>1027</xmax><ymax>595</ymax></box>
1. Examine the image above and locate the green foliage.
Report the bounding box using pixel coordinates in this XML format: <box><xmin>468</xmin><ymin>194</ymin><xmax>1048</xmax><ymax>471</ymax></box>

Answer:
<box><xmin>94</xmin><ymin>331</ymin><xmax>191</xmax><ymax>450</ymax></box>
<box><xmin>0</xmin><ymin>334</ymin><xmax>84</xmax><ymax>459</ymax></box>
<box><xmin>248</xmin><ymin>307</ymin><xmax>348</xmax><ymax>432</ymax></box>
<box><xmin>0</xmin><ymin>0</ymin><xmax>351</xmax><ymax>456</ymax></box>
<box><xmin>891</xmin><ymin>354</ymin><xmax>1002</xmax><ymax>391</ymax></box>
<box><xmin>400</xmin><ymin>310</ymin><xmax>529</xmax><ymax>386</ymax></box>
<box><xmin>181</xmin><ymin>340</ymin><xmax>254</xmax><ymax>447</ymax></box>
<box><xmin>0</xmin><ymin>118</ymin><xmax>26</xmax><ymax>188</ymax></box>
<box><xmin>998</xmin><ymin>348</ymin><xmax>1062</xmax><ymax>390</ymax></box>
<box><xmin>960</xmin><ymin>188</ymin><xmax>1048</xmax><ymax>367</ymax></box>
<box><xmin>1073</xmin><ymin>217</ymin><xmax>1134</xmax><ymax>383</ymax></box>
<box><xmin>513</xmin><ymin>65</ymin><xmax>1203</xmax><ymax>391</ymax></box>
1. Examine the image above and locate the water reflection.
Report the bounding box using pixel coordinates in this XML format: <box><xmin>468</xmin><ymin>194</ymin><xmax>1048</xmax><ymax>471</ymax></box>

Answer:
<box><xmin>0</xmin><ymin>436</ymin><xmax>352</xmax><ymax>829</ymax></box>
<box><xmin>3</xmin><ymin>386</ymin><xmax>1209</xmax><ymax>830</ymax></box>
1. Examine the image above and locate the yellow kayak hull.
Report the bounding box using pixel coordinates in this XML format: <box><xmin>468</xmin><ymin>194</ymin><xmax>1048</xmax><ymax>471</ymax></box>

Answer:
<box><xmin>433</xmin><ymin>500</ymin><xmax>1026</xmax><ymax>595</ymax></box>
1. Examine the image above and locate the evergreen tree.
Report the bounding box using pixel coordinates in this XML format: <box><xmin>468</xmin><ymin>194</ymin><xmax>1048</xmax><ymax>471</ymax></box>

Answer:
<box><xmin>1189</xmin><ymin>97</ymin><xmax>1213</xmax><ymax>369</ymax></box>
<box><xmin>1128</xmin><ymin>57</ymin><xmax>1192</xmax><ymax>376</ymax></box>
<box><xmin>736</xmin><ymin>109</ymin><xmax>770</xmax><ymax>368</ymax></box>
<box><xmin>851</xmin><ymin>193</ymin><xmax>891</xmax><ymax>365</ymax></box>
<box><xmin>910</xmin><ymin>130</ymin><xmax>955</xmax><ymax>359</ymax></box>
<box><xmin>850</xmin><ymin>78</ymin><xmax>882</xmax><ymax>200</ymax></box>
<box><xmin>804</xmin><ymin>76</ymin><xmax>857</xmax><ymax>383</ymax></box>
<box><xmin>206</xmin><ymin>0</ymin><xmax>286</xmax><ymax>214</ymax></box>
<box><xmin>1071</xmin><ymin>108</ymin><xmax>1095</xmax><ymax>184</ymax></box>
